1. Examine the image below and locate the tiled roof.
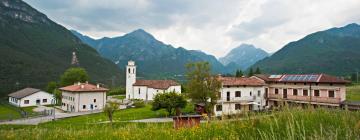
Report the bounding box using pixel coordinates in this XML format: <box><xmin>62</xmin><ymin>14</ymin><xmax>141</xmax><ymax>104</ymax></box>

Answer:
<box><xmin>8</xmin><ymin>88</ymin><xmax>41</xmax><ymax>99</ymax></box>
<box><xmin>254</xmin><ymin>74</ymin><xmax>349</xmax><ymax>83</ymax></box>
<box><xmin>219</xmin><ymin>76</ymin><xmax>266</xmax><ymax>86</ymax></box>
<box><xmin>59</xmin><ymin>83</ymin><xmax>109</xmax><ymax>92</ymax></box>
<box><xmin>133</xmin><ymin>80</ymin><xmax>180</xmax><ymax>89</ymax></box>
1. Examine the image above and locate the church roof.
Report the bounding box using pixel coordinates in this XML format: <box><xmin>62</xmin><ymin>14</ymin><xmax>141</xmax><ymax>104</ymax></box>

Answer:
<box><xmin>133</xmin><ymin>80</ymin><xmax>180</xmax><ymax>89</ymax></box>
<box><xmin>59</xmin><ymin>83</ymin><xmax>109</xmax><ymax>92</ymax></box>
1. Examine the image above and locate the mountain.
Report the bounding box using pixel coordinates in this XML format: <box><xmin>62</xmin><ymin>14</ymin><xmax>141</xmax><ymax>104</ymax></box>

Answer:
<box><xmin>0</xmin><ymin>0</ymin><xmax>122</xmax><ymax>96</ymax></box>
<box><xmin>72</xmin><ymin>29</ymin><xmax>226</xmax><ymax>79</ymax></box>
<box><xmin>251</xmin><ymin>23</ymin><xmax>360</xmax><ymax>76</ymax></box>
<box><xmin>219</xmin><ymin>44</ymin><xmax>269</xmax><ymax>70</ymax></box>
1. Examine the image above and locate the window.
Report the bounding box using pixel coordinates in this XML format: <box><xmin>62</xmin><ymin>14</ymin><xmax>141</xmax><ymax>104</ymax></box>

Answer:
<box><xmin>94</xmin><ymin>99</ymin><xmax>96</xmax><ymax>102</ymax></box>
<box><xmin>275</xmin><ymin>88</ymin><xmax>279</xmax><ymax>94</ymax></box>
<box><xmin>314</xmin><ymin>90</ymin><xmax>320</xmax><ymax>97</ymax></box>
<box><xmin>216</xmin><ymin>105</ymin><xmax>222</xmax><ymax>111</ymax></box>
<box><xmin>138</xmin><ymin>88</ymin><xmax>140</xmax><ymax>94</ymax></box>
<box><xmin>43</xmin><ymin>99</ymin><xmax>47</xmax><ymax>103</ymax></box>
<box><xmin>293</xmin><ymin>89</ymin><xmax>298</xmax><ymax>96</ymax></box>
<box><xmin>235</xmin><ymin>104</ymin><xmax>241</xmax><ymax>110</ymax></box>
<box><xmin>250</xmin><ymin>92</ymin><xmax>252</xmax><ymax>96</ymax></box>
<box><xmin>330</xmin><ymin>83</ymin><xmax>333</xmax><ymax>86</ymax></box>
<box><xmin>83</xmin><ymin>105</ymin><xmax>86</xmax><ymax>109</ymax></box>
<box><xmin>128</xmin><ymin>68</ymin><xmax>130</xmax><ymax>73</ymax></box>
<box><xmin>257</xmin><ymin>90</ymin><xmax>261</xmax><ymax>97</ymax></box>
<box><xmin>24</xmin><ymin>100</ymin><xmax>29</xmax><ymax>104</ymax></box>
<box><xmin>328</xmin><ymin>90</ymin><xmax>335</xmax><ymax>98</ymax></box>
<box><xmin>303</xmin><ymin>90</ymin><xmax>308</xmax><ymax>96</ymax></box>
<box><xmin>235</xmin><ymin>91</ymin><xmax>241</xmax><ymax>97</ymax></box>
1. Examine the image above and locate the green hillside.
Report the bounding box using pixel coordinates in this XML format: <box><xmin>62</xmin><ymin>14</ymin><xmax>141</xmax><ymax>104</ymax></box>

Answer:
<box><xmin>0</xmin><ymin>0</ymin><xmax>122</xmax><ymax>96</ymax></box>
<box><xmin>252</xmin><ymin>23</ymin><xmax>360</xmax><ymax>76</ymax></box>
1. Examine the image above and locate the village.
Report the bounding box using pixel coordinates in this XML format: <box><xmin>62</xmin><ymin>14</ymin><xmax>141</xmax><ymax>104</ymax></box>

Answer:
<box><xmin>1</xmin><ymin>59</ymin><xmax>359</xmax><ymax>127</ymax></box>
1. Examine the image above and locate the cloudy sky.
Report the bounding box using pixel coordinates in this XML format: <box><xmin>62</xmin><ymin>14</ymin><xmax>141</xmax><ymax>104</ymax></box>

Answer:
<box><xmin>24</xmin><ymin>0</ymin><xmax>360</xmax><ymax>58</ymax></box>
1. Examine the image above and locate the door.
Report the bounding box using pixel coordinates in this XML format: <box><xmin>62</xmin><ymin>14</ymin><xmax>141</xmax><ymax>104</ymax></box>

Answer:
<box><xmin>90</xmin><ymin>104</ymin><xmax>94</xmax><ymax>110</ymax></box>
<box><xmin>36</xmin><ymin>99</ymin><xmax>41</xmax><ymax>105</ymax></box>
<box><xmin>226</xmin><ymin>92</ymin><xmax>230</xmax><ymax>101</ymax></box>
<box><xmin>283</xmin><ymin>89</ymin><xmax>287</xmax><ymax>99</ymax></box>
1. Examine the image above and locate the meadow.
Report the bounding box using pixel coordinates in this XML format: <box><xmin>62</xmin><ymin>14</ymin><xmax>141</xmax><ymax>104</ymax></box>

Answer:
<box><xmin>347</xmin><ymin>84</ymin><xmax>360</xmax><ymax>101</ymax></box>
<box><xmin>0</xmin><ymin>106</ymin><xmax>359</xmax><ymax>140</ymax></box>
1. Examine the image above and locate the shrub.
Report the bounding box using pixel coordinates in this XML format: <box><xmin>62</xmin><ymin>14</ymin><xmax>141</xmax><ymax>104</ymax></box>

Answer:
<box><xmin>131</xmin><ymin>99</ymin><xmax>145</xmax><ymax>108</ymax></box>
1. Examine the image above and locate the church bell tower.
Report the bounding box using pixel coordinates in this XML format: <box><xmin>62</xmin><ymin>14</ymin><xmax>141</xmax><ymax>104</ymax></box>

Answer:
<box><xmin>126</xmin><ymin>61</ymin><xmax>136</xmax><ymax>99</ymax></box>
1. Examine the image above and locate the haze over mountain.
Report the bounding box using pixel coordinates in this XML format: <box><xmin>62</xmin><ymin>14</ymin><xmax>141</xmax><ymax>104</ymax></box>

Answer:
<box><xmin>71</xmin><ymin>29</ymin><xmax>227</xmax><ymax>79</ymax></box>
<box><xmin>251</xmin><ymin>23</ymin><xmax>360</xmax><ymax>76</ymax></box>
<box><xmin>0</xmin><ymin>0</ymin><xmax>122</xmax><ymax>96</ymax></box>
<box><xmin>219</xmin><ymin>44</ymin><xmax>269</xmax><ymax>70</ymax></box>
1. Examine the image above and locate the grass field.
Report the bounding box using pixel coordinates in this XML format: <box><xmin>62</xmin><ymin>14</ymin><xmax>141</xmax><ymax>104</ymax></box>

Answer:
<box><xmin>0</xmin><ymin>106</ymin><xmax>359</xmax><ymax>140</ymax></box>
<box><xmin>0</xmin><ymin>102</ymin><xmax>38</xmax><ymax>120</ymax></box>
<box><xmin>347</xmin><ymin>84</ymin><xmax>360</xmax><ymax>101</ymax></box>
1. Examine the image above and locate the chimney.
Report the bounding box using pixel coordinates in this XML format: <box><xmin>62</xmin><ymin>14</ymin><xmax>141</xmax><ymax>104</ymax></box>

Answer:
<box><xmin>81</xmin><ymin>84</ymin><xmax>84</xmax><ymax>89</ymax></box>
<box><xmin>96</xmin><ymin>84</ymin><xmax>100</xmax><ymax>88</ymax></box>
<box><xmin>77</xmin><ymin>82</ymin><xmax>81</xmax><ymax>85</ymax></box>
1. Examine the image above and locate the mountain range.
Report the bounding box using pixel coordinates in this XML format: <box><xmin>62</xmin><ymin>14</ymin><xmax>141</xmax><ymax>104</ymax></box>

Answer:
<box><xmin>252</xmin><ymin>23</ymin><xmax>360</xmax><ymax>76</ymax></box>
<box><xmin>71</xmin><ymin>29</ymin><xmax>229</xmax><ymax>79</ymax></box>
<box><xmin>219</xmin><ymin>44</ymin><xmax>269</xmax><ymax>70</ymax></box>
<box><xmin>0</xmin><ymin>0</ymin><xmax>122</xmax><ymax>96</ymax></box>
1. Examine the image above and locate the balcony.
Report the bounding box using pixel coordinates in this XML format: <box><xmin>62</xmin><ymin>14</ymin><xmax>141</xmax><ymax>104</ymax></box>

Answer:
<box><xmin>268</xmin><ymin>94</ymin><xmax>341</xmax><ymax>104</ymax></box>
<box><xmin>217</xmin><ymin>96</ymin><xmax>257</xmax><ymax>103</ymax></box>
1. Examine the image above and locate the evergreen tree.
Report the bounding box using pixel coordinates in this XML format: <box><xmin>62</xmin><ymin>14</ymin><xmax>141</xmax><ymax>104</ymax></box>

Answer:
<box><xmin>248</xmin><ymin>68</ymin><xmax>254</xmax><ymax>77</ymax></box>
<box><xmin>236</xmin><ymin>69</ymin><xmax>243</xmax><ymax>77</ymax></box>
<box><xmin>255</xmin><ymin>67</ymin><xmax>261</xmax><ymax>74</ymax></box>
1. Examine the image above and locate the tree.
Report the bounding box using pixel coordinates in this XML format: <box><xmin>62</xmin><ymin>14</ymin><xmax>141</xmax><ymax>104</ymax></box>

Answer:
<box><xmin>104</xmin><ymin>101</ymin><xmax>120</xmax><ymax>126</ymax></box>
<box><xmin>46</xmin><ymin>81</ymin><xmax>58</xmax><ymax>93</ymax></box>
<box><xmin>255</xmin><ymin>67</ymin><xmax>261</xmax><ymax>74</ymax></box>
<box><xmin>186</xmin><ymin>62</ymin><xmax>221</xmax><ymax>120</ymax></box>
<box><xmin>248</xmin><ymin>68</ymin><xmax>254</xmax><ymax>77</ymax></box>
<box><xmin>152</xmin><ymin>92</ymin><xmax>187</xmax><ymax>116</ymax></box>
<box><xmin>235</xmin><ymin>69</ymin><xmax>243</xmax><ymax>77</ymax></box>
<box><xmin>60</xmin><ymin>67</ymin><xmax>89</xmax><ymax>86</ymax></box>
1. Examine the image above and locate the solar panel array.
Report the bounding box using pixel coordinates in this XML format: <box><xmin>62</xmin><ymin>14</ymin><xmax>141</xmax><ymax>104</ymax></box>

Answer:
<box><xmin>280</xmin><ymin>75</ymin><xmax>320</xmax><ymax>82</ymax></box>
<box><xmin>269</xmin><ymin>75</ymin><xmax>282</xmax><ymax>78</ymax></box>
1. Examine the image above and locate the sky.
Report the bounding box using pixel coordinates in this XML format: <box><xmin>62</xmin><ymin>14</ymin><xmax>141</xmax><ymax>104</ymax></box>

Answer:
<box><xmin>24</xmin><ymin>0</ymin><xmax>360</xmax><ymax>58</ymax></box>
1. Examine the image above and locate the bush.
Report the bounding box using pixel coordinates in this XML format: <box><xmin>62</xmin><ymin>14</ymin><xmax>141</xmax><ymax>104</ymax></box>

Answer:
<box><xmin>108</xmin><ymin>87</ymin><xmax>126</xmax><ymax>96</ymax></box>
<box><xmin>131</xmin><ymin>99</ymin><xmax>145</xmax><ymax>108</ymax></box>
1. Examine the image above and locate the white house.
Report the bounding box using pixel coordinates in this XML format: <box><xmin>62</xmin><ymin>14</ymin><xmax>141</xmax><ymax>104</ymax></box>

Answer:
<box><xmin>126</xmin><ymin>61</ymin><xmax>181</xmax><ymax>101</ymax></box>
<box><xmin>214</xmin><ymin>76</ymin><xmax>267</xmax><ymax>116</ymax></box>
<box><xmin>8</xmin><ymin>88</ymin><xmax>55</xmax><ymax>107</ymax></box>
<box><xmin>59</xmin><ymin>82</ymin><xmax>108</xmax><ymax>112</ymax></box>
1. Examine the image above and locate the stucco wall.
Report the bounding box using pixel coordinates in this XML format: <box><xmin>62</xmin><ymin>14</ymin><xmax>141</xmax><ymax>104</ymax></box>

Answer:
<box><xmin>131</xmin><ymin>85</ymin><xmax>182</xmax><ymax>101</ymax></box>
<box><xmin>9</xmin><ymin>91</ymin><xmax>54</xmax><ymax>107</ymax></box>
<box><xmin>61</xmin><ymin>91</ymin><xmax>106</xmax><ymax>112</ymax></box>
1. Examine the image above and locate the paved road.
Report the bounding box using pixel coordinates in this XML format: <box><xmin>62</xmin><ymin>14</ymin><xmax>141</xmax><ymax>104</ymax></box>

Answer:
<box><xmin>0</xmin><ymin>110</ymin><xmax>102</xmax><ymax>125</ymax></box>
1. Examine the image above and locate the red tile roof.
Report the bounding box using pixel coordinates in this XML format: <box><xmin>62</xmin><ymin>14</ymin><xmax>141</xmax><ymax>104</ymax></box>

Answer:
<box><xmin>59</xmin><ymin>83</ymin><xmax>109</xmax><ymax>92</ymax></box>
<box><xmin>133</xmin><ymin>80</ymin><xmax>180</xmax><ymax>89</ymax></box>
<box><xmin>219</xmin><ymin>76</ymin><xmax>266</xmax><ymax>86</ymax></box>
<box><xmin>254</xmin><ymin>74</ymin><xmax>349</xmax><ymax>84</ymax></box>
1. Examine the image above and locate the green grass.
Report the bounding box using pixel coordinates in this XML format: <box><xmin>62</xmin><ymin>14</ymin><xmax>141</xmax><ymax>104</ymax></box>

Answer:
<box><xmin>0</xmin><ymin>106</ymin><xmax>359</xmax><ymax>140</ymax></box>
<box><xmin>0</xmin><ymin>103</ymin><xmax>40</xmax><ymax>120</ymax></box>
<box><xmin>346</xmin><ymin>84</ymin><xmax>360</xmax><ymax>101</ymax></box>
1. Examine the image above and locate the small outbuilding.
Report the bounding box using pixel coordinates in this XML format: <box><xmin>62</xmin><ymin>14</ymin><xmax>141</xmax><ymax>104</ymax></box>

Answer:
<box><xmin>8</xmin><ymin>88</ymin><xmax>55</xmax><ymax>107</ymax></box>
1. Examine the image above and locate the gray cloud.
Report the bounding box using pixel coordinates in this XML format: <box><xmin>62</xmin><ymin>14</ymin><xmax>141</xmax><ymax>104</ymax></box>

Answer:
<box><xmin>23</xmin><ymin>0</ymin><xmax>360</xmax><ymax>57</ymax></box>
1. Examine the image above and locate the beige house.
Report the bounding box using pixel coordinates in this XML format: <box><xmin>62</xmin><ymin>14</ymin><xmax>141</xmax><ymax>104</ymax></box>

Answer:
<box><xmin>253</xmin><ymin>74</ymin><xmax>349</xmax><ymax>108</ymax></box>
<box><xmin>59</xmin><ymin>82</ymin><xmax>108</xmax><ymax>112</ymax></box>
<box><xmin>214</xmin><ymin>76</ymin><xmax>267</xmax><ymax>116</ymax></box>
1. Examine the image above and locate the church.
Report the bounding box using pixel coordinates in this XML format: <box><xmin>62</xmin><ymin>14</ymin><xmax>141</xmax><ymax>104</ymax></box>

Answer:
<box><xmin>126</xmin><ymin>61</ymin><xmax>181</xmax><ymax>101</ymax></box>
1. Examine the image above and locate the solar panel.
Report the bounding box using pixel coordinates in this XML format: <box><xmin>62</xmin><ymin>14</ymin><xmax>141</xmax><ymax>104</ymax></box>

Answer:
<box><xmin>280</xmin><ymin>74</ymin><xmax>319</xmax><ymax>82</ymax></box>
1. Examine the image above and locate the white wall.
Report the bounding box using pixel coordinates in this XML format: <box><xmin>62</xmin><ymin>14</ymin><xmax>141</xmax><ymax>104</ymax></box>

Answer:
<box><xmin>126</xmin><ymin>64</ymin><xmax>136</xmax><ymax>100</ymax></box>
<box><xmin>9</xmin><ymin>91</ymin><xmax>55</xmax><ymax>107</ymax></box>
<box><xmin>61</xmin><ymin>91</ymin><xmax>107</xmax><ymax>112</ymax></box>
<box><xmin>131</xmin><ymin>85</ymin><xmax>182</xmax><ymax>101</ymax></box>
<box><xmin>215</xmin><ymin>86</ymin><xmax>266</xmax><ymax>115</ymax></box>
